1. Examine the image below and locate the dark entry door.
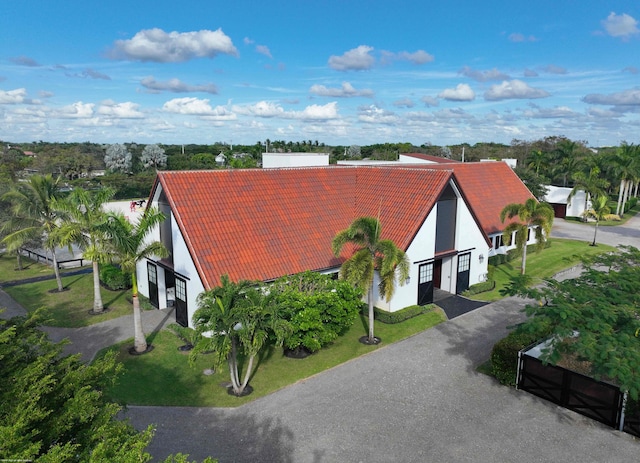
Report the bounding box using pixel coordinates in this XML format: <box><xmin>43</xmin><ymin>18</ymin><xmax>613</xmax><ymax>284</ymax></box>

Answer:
<box><xmin>456</xmin><ymin>253</ymin><xmax>471</xmax><ymax>294</ymax></box>
<box><xmin>147</xmin><ymin>262</ymin><xmax>159</xmax><ymax>308</ymax></box>
<box><xmin>175</xmin><ymin>277</ymin><xmax>188</xmax><ymax>327</ymax></box>
<box><xmin>434</xmin><ymin>259</ymin><xmax>442</xmax><ymax>288</ymax></box>
<box><xmin>417</xmin><ymin>262</ymin><xmax>434</xmax><ymax>305</ymax></box>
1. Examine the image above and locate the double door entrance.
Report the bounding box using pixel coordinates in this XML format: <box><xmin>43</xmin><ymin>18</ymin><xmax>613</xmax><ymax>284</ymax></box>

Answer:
<box><xmin>417</xmin><ymin>252</ymin><xmax>471</xmax><ymax>305</ymax></box>
<box><xmin>147</xmin><ymin>262</ymin><xmax>189</xmax><ymax>327</ymax></box>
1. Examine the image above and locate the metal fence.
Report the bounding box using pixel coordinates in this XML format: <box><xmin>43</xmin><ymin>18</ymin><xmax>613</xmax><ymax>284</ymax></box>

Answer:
<box><xmin>517</xmin><ymin>350</ymin><xmax>639</xmax><ymax>437</ymax></box>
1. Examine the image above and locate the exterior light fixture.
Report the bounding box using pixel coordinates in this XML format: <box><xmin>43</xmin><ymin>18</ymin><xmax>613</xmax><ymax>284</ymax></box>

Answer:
<box><xmin>479</xmin><ymin>254</ymin><xmax>485</xmax><ymax>263</ymax></box>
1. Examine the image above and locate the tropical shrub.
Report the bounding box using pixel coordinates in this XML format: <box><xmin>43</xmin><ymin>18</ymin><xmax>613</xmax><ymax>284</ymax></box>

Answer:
<box><xmin>99</xmin><ymin>264</ymin><xmax>131</xmax><ymax>290</ymax></box>
<box><xmin>462</xmin><ymin>280</ymin><xmax>496</xmax><ymax>296</ymax></box>
<box><xmin>270</xmin><ymin>272</ymin><xmax>362</xmax><ymax>353</ymax></box>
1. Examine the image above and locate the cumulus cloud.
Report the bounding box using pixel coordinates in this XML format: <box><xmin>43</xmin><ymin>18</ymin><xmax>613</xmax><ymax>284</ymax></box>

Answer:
<box><xmin>601</xmin><ymin>12</ymin><xmax>639</xmax><ymax>39</ymax></box>
<box><xmin>57</xmin><ymin>101</ymin><xmax>95</xmax><ymax>118</ymax></box>
<box><xmin>10</xmin><ymin>56</ymin><xmax>40</xmax><ymax>67</ymax></box>
<box><xmin>233</xmin><ymin>101</ymin><xmax>339</xmax><ymax>121</ymax></box>
<box><xmin>382</xmin><ymin>49</ymin><xmax>434</xmax><ymax>65</ymax></box>
<box><xmin>0</xmin><ymin>88</ymin><xmax>29</xmax><ymax>104</ymax></box>
<box><xmin>141</xmin><ymin>76</ymin><xmax>218</xmax><ymax>94</ymax></box>
<box><xmin>438</xmin><ymin>83</ymin><xmax>476</xmax><ymax>101</ymax></box>
<box><xmin>421</xmin><ymin>96</ymin><xmax>439</xmax><ymax>107</ymax></box>
<box><xmin>484</xmin><ymin>80</ymin><xmax>550</xmax><ymax>101</ymax></box>
<box><xmin>163</xmin><ymin>97</ymin><xmax>226</xmax><ymax>115</ymax></box>
<box><xmin>459</xmin><ymin>66</ymin><xmax>510</xmax><ymax>82</ymax></box>
<box><xmin>508</xmin><ymin>33</ymin><xmax>538</xmax><ymax>42</ymax></box>
<box><xmin>522</xmin><ymin>105</ymin><xmax>578</xmax><ymax>119</ymax></box>
<box><xmin>582</xmin><ymin>88</ymin><xmax>640</xmax><ymax>106</ymax></box>
<box><xmin>328</xmin><ymin>45</ymin><xmax>375</xmax><ymax>71</ymax></box>
<box><xmin>233</xmin><ymin>100</ymin><xmax>286</xmax><ymax>118</ymax></box>
<box><xmin>358</xmin><ymin>105</ymin><xmax>399</xmax><ymax>124</ymax></box>
<box><xmin>523</xmin><ymin>68</ymin><xmax>539</xmax><ymax>77</ymax></box>
<box><xmin>110</xmin><ymin>28</ymin><xmax>238</xmax><ymax>62</ymax></box>
<box><xmin>309</xmin><ymin>82</ymin><xmax>373</xmax><ymax>98</ymax></box>
<box><xmin>294</xmin><ymin>102</ymin><xmax>339</xmax><ymax>120</ymax></box>
<box><xmin>97</xmin><ymin>101</ymin><xmax>144</xmax><ymax>118</ymax></box>
<box><xmin>540</xmin><ymin>64</ymin><xmax>567</xmax><ymax>74</ymax></box>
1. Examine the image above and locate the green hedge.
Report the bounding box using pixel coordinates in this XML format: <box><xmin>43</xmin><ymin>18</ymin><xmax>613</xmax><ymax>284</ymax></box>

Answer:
<box><xmin>490</xmin><ymin>328</ymin><xmax>551</xmax><ymax>386</ymax></box>
<box><xmin>99</xmin><ymin>264</ymin><xmax>132</xmax><ymax>291</ymax></box>
<box><xmin>462</xmin><ymin>279</ymin><xmax>495</xmax><ymax>296</ymax></box>
<box><xmin>374</xmin><ymin>304</ymin><xmax>434</xmax><ymax>324</ymax></box>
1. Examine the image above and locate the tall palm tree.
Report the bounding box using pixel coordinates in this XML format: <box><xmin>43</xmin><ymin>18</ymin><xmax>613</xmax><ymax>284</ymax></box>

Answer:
<box><xmin>192</xmin><ymin>275</ymin><xmax>289</xmax><ymax>396</ymax></box>
<box><xmin>583</xmin><ymin>195</ymin><xmax>610</xmax><ymax>246</ymax></box>
<box><xmin>611</xmin><ymin>143</ymin><xmax>638</xmax><ymax>216</ymax></box>
<box><xmin>568</xmin><ymin>166</ymin><xmax>609</xmax><ymax>215</ymax></box>
<box><xmin>500</xmin><ymin>198</ymin><xmax>554</xmax><ymax>275</ymax></box>
<box><xmin>1</xmin><ymin>174</ymin><xmax>67</xmax><ymax>291</ymax></box>
<box><xmin>332</xmin><ymin>217</ymin><xmax>409</xmax><ymax>345</ymax></box>
<box><xmin>52</xmin><ymin>187</ymin><xmax>115</xmax><ymax>313</ymax></box>
<box><xmin>101</xmin><ymin>208</ymin><xmax>168</xmax><ymax>353</ymax></box>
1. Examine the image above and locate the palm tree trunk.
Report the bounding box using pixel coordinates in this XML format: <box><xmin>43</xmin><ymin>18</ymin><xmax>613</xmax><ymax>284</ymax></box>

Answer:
<box><xmin>521</xmin><ymin>240</ymin><xmax>528</xmax><ymax>275</ymax></box>
<box><xmin>592</xmin><ymin>221</ymin><xmax>599</xmax><ymax>246</ymax></box>
<box><xmin>16</xmin><ymin>252</ymin><xmax>23</xmax><ymax>271</ymax></box>
<box><xmin>368</xmin><ymin>281</ymin><xmax>375</xmax><ymax>342</ymax></box>
<box><xmin>51</xmin><ymin>248</ymin><xmax>64</xmax><ymax>292</ymax></box>
<box><xmin>92</xmin><ymin>261</ymin><xmax>104</xmax><ymax>313</ymax></box>
<box><xmin>616</xmin><ymin>179</ymin><xmax>625</xmax><ymax>216</ymax></box>
<box><xmin>241</xmin><ymin>354</ymin><xmax>255</xmax><ymax>393</ymax></box>
<box><xmin>132</xmin><ymin>276</ymin><xmax>148</xmax><ymax>353</ymax></box>
<box><xmin>229</xmin><ymin>337</ymin><xmax>241</xmax><ymax>394</ymax></box>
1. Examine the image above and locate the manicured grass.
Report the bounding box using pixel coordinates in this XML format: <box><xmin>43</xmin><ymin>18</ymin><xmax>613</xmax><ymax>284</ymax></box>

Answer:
<box><xmin>0</xmin><ymin>252</ymin><xmax>85</xmax><ymax>282</ymax></box>
<box><xmin>4</xmin><ymin>272</ymin><xmax>135</xmax><ymax>327</ymax></box>
<box><xmin>472</xmin><ymin>238</ymin><xmax>615</xmax><ymax>302</ymax></box>
<box><xmin>102</xmin><ymin>309</ymin><xmax>446</xmax><ymax>407</ymax></box>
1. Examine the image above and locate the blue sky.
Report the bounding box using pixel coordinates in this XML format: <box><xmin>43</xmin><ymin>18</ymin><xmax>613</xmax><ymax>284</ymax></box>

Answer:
<box><xmin>1</xmin><ymin>0</ymin><xmax>639</xmax><ymax>147</ymax></box>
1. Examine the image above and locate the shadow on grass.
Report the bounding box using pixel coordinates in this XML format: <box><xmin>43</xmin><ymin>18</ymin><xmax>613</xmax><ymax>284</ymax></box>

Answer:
<box><xmin>62</xmin><ymin>275</ymin><xmax>85</xmax><ymax>288</ymax></box>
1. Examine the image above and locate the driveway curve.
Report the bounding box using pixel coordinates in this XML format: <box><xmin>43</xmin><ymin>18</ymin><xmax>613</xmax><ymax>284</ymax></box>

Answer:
<box><xmin>125</xmin><ymin>215</ymin><xmax>640</xmax><ymax>462</ymax></box>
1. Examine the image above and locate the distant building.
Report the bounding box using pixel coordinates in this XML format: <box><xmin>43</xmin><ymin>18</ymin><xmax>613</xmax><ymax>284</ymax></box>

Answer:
<box><xmin>544</xmin><ymin>186</ymin><xmax>588</xmax><ymax>218</ymax></box>
<box><xmin>262</xmin><ymin>152</ymin><xmax>329</xmax><ymax>168</ymax></box>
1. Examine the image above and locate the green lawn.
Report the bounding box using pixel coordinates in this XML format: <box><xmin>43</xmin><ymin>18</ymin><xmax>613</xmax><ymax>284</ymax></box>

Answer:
<box><xmin>0</xmin><ymin>252</ymin><xmax>87</xmax><ymax>282</ymax></box>
<box><xmin>472</xmin><ymin>238</ymin><xmax>615</xmax><ymax>302</ymax></box>
<box><xmin>102</xmin><ymin>309</ymin><xmax>446</xmax><ymax>407</ymax></box>
<box><xmin>4</xmin><ymin>272</ymin><xmax>135</xmax><ymax>327</ymax></box>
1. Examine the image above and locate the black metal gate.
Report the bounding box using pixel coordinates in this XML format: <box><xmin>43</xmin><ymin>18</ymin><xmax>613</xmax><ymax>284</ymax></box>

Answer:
<box><xmin>518</xmin><ymin>354</ymin><xmax>623</xmax><ymax>429</ymax></box>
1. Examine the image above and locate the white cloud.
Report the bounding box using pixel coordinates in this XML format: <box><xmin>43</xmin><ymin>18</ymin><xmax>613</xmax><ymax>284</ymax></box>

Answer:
<box><xmin>0</xmin><ymin>88</ymin><xmax>28</xmax><ymax>104</ymax></box>
<box><xmin>393</xmin><ymin>98</ymin><xmax>415</xmax><ymax>108</ymax></box>
<box><xmin>233</xmin><ymin>100</ymin><xmax>286</xmax><ymax>118</ymax></box>
<box><xmin>10</xmin><ymin>56</ymin><xmax>40</xmax><ymax>67</ymax></box>
<box><xmin>82</xmin><ymin>68</ymin><xmax>111</xmax><ymax>80</ymax></box>
<box><xmin>98</xmin><ymin>101</ymin><xmax>144</xmax><ymax>118</ymax></box>
<box><xmin>358</xmin><ymin>105</ymin><xmax>399</xmax><ymax>124</ymax></box>
<box><xmin>459</xmin><ymin>66</ymin><xmax>510</xmax><ymax>82</ymax></box>
<box><xmin>602</xmin><ymin>12</ymin><xmax>639</xmax><ymax>39</ymax></box>
<box><xmin>328</xmin><ymin>45</ymin><xmax>375</xmax><ymax>71</ymax></box>
<box><xmin>255</xmin><ymin>45</ymin><xmax>272</xmax><ymax>58</ymax></box>
<box><xmin>484</xmin><ymin>80</ymin><xmax>550</xmax><ymax>101</ymax></box>
<box><xmin>523</xmin><ymin>68</ymin><xmax>539</xmax><ymax>77</ymax></box>
<box><xmin>421</xmin><ymin>96</ymin><xmax>440</xmax><ymax>107</ymax></box>
<box><xmin>141</xmin><ymin>76</ymin><xmax>218</xmax><ymax>94</ymax></box>
<box><xmin>163</xmin><ymin>97</ymin><xmax>232</xmax><ymax>116</ymax></box>
<box><xmin>110</xmin><ymin>28</ymin><xmax>238</xmax><ymax>62</ymax></box>
<box><xmin>438</xmin><ymin>83</ymin><xmax>475</xmax><ymax>101</ymax></box>
<box><xmin>56</xmin><ymin>102</ymin><xmax>95</xmax><ymax>118</ymax></box>
<box><xmin>294</xmin><ymin>102</ymin><xmax>339</xmax><ymax>120</ymax></box>
<box><xmin>522</xmin><ymin>106</ymin><xmax>578</xmax><ymax>118</ymax></box>
<box><xmin>309</xmin><ymin>82</ymin><xmax>373</xmax><ymax>97</ymax></box>
<box><xmin>583</xmin><ymin>88</ymin><xmax>640</xmax><ymax>106</ymax></box>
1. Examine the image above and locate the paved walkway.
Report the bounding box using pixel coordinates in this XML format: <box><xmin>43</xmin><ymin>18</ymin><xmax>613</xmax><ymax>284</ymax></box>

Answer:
<box><xmin>551</xmin><ymin>213</ymin><xmax>640</xmax><ymax>248</ymax></box>
<box><xmin>1</xmin><ymin>216</ymin><xmax>639</xmax><ymax>462</ymax></box>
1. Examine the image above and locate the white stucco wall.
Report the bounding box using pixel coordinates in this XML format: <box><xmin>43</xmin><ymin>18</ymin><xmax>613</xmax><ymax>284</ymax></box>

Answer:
<box><xmin>262</xmin><ymin>153</ymin><xmax>329</xmax><ymax>168</ymax></box>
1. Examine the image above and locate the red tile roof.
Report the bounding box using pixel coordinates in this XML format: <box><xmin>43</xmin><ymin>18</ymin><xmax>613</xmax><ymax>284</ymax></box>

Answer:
<box><xmin>415</xmin><ymin>161</ymin><xmax>536</xmax><ymax>235</ymax></box>
<box><xmin>155</xmin><ymin>166</ymin><xmax>453</xmax><ymax>289</ymax></box>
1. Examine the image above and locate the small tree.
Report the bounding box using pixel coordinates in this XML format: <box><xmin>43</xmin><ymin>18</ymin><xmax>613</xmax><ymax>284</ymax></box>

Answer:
<box><xmin>52</xmin><ymin>187</ymin><xmax>116</xmax><ymax>313</ymax></box>
<box><xmin>104</xmin><ymin>143</ymin><xmax>132</xmax><ymax>173</ymax></box>
<box><xmin>500</xmin><ymin>198</ymin><xmax>554</xmax><ymax>275</ymax></box>
<box><xmin>192</xmin><ymin>276</ymin><xmax>290</xmax><ymax>396</ymax></box>
<box><xmin>1</xmin><ymin>174</ymin><xmax>67</xmax><ymax>291</ymax></box>
<box><xmin>101</xmin><ymin>209</ymin><xmax>168</xmax><ymax>353</ymax></box>
<box><xmin>141</xmin><ymin>144</ymin><xmax>167</xmax><ymax>170</ymax></box>
<box><xmin>583</xmin><ymin>195</ymin><xmax>610</xmax><ymax>246</ymax></box>
<box><xmin>332</xmin><ymin>217</ymin><xmax>409</xmax><ymax>345</ymax></box>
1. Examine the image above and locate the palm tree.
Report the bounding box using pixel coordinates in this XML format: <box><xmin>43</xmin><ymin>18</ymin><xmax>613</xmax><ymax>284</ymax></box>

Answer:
<box><xmin>101</xmin><ymin>208</ymin><xmax>168</xmax><ymax>353</ymax></box>
<box><xmin>611</xmin><ymin>143</ymin><xmax>638</xmax><ymax>216</ymax></box>
<box><xmin>192</xmin><ymin>275</ymin><xmax>289</xmax><ymax>396</ymax></box>
<box><xmin>52</xmin><ymin>187</ymin><xmax>115</xmax><ymax>313</ymax></box>
<box><xmin>526</xmin><ymin>150</ymin><xmax>548</xmax><ymax>176</ymax></box>
<box><xmin>500</xmin><ymin>198</ymin><xmax>554</xmax><ymax>275</ymax></box>
<box><xmin>1</xmin><ymin>174</ymin><xmax>67</xmax><ymax>291</ymax></box>
<box><xmin>568</xmin><ymin>166</ymin><xmax>609</xmax><ymax>215</ymax></box>
<box><xmin>583</xmin><ymin>195</ymin><xmax>610</xmax><ymax>246</ymax></box>
<box><xmin>332</xmin><ymin>217</ymin><xmax>409</xmax><ymax>345</ymax></box>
